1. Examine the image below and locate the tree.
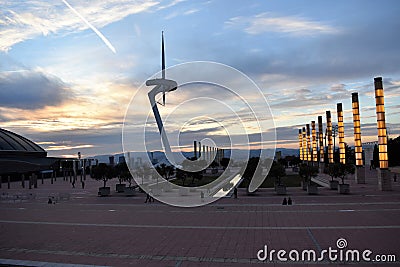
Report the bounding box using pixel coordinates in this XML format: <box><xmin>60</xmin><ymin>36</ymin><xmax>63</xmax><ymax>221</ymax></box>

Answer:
<box><xmin>92</xmin><ymin>163</ymin><xmax>115</xmax><ymax>188</ymax></box>
<box><xmin>176</xmin><ymin>159</ymin><xmax>206</xmax><ymax>186</ymax></box>
<box><xmin>299</xmin><ymin>163</ymin><xmax>318</xmax><ymax>185</ymax></box>
<box><xmin>327</xmin><ymin>163</ymin><xmax>340</xmax><ymax>181</ymax></box>
<box><xmin>115</xmin><ymin>162</ymin><xmax>134</xmax><ymax>187</ymax></box>
<box><xmin>345</xmin><ymin>143</ymin><xmax>355</xmax><ymax>165</ymax></box>
<box><xmin>333</xmin><ymin>148</ymin><xmax>340</xmax><ymax>163</ymax></box>
<box><xmin>240</xmin><ymin>157</ymin><xmax>263</xmax><ymax>190</ymax></box>
<box><xmin>210</xmin><ymin>160</ymin><xmax>219</xmax><ymax>169</ymax></box>
<box><xmin>337</xmin><ymin>163</ymin><xmax>355</xmax><ymax>185</ymax></box>
<box><xmin>290</xmin><ymin>156</ymin><xmax>301</xmax><ymax>167</ymax></box>
<box><xmin>278</xmin><ymin>157</ymin><xmax>288</xmax><ymax>168</ymax></box>
<box><xmin>156</xmin><ymin>163</ymin><xmax>175</xmax><ymax>180</ymax></box>
<box><xmin>268</xmin><ymin>161</ymin><xmax>286</xmax><ymax>185</ymax></box>
<box><xmin>388</xmin><ymin>136</ymin><xmax>400</xmax><ymax>167</ymax></box>
<box><xmin>220</xmin><ymin>158</ymin><xmax>230</xmax><ymax>170</ymax></box>
<box><xmin>175</xmin><ymin>168</ymin><xmax>187</xmax><ymax>186</ymax></box>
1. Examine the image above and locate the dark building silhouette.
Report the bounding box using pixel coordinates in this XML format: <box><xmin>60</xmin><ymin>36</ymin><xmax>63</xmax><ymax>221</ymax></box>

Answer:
<box><xmin>0</xmin><ymin>128</ymin><xmax>61</xmax><ymax>176</ymax></box>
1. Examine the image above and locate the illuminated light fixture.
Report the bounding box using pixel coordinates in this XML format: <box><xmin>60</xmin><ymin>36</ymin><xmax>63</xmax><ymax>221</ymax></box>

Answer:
<box><xmin>374</xmin><ymin>77</ymin><xmax>391</xmax><ymax>191</ymax></box>
<box><xmin>299</xmin><ymin>129</ymin><xmax>303</xmax><ymax>161</ymax></box>
<box><xmin>318</xmin><ymin>116</ymin><xmax>324</xmax><ymax>163</ymax></box>
<box><xmin>352</xmin><ymin>93</ymin><xmax>363</xmax><ymax>166</ymax></box>
<box><xmin>302</xmin><ymin>127</ymin><xmax>307</xmax><ymax>162</ymax></box>
<box><xmin>337</xmin><ymin>103</ymin><xmax>346</xmax><ymax>164</ymax></box>
<box><xmin>374</xmin><ymin>77</ymin><xmax>388</xmax><ymax>169</ymax></box>
<box><xmin>306</xmin><ymin>124</ymin><xmax>311</xmax><ymax>162</ymax></box>
<box><xmin>352</xmin><ymin>92</ymin><xmax>365</xmax><ymax>184</ymax></box>
<box><xmin>311</xmin><ymin>121</ymin><xmax>318</xmax><ymax>163</ymax></box>
<box><xmin>326</xmin><ymin>111</ymin><xmax>334</xmax><ymax>163</ymax></box>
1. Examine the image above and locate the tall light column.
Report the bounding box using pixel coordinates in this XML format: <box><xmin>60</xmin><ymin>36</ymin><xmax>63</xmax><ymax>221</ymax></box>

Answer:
<box><xmin>337</xmin><ymin>103</ymin><xmax>345</xmax><ymax>164</ymax></box>
<box><xmin>198</xmin><ymin>142</ymin><xmax>201</xmax><ymax>158</ymax></box>
<box><xmin>318</xmin><ymin>116</ymin><xmax>324</xmax><ymax>164</ymax></box>
<box><xmin>299</xmin><ymin>129</ymin><xmax>303</xmax><ymax>161</ymax></box>
<box><xmin>194</xmin><ymin>141</ymin><xmax>197</xmax><ymax>159</ymax></box>
<box><xmin>326</xmin><ymin>111</ymin><xmax>334</xmax><ymax>163</ymax></box>
<box><xmin>311</xmin><ymin>121</ymin><xmax>318</xmax><ymax>164</ymax></box>
<box><xmin>374</xmin><ymin>77</ymin><xmax>391</xmax><ymax>191</ymax></box>
<box><xmin>352</xmin><ymin>93</ymin><xmax>365</xmax><ymax>183</ymax></box>
<box><xmin>306</xmin><ymin>124</ymin><xmax>311</xmax><ymax>162</ymax></box>
<box><xmin>303</xmin><ymin>127</ymin><xmax>306</xmax><ymax>162</ymax></box>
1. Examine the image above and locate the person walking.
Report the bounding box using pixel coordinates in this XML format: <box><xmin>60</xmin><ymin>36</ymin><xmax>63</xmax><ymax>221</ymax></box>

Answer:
<box><xmin>145</xmin><ymin>190</ymin><xmax>155</xmax><ymax>203</ymax></box>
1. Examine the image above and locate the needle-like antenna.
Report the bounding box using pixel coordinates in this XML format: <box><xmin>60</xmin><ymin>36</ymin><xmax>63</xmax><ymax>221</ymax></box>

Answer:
<box><xmin>162</xmin><ymin>31</ymin><xmax>165</xmax><ymax>79</ymax></box>
<box><xmin>162</xmin><ymin>31</ymin><xmax>166</xmax><ymax>105</ymax></box>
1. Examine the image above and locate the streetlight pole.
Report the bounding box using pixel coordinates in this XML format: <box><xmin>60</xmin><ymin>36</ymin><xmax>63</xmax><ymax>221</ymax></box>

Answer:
<box><xmin>316</xmin><ymin>132</ymin><xmax>319</xmax><ymax>165</ymax></box>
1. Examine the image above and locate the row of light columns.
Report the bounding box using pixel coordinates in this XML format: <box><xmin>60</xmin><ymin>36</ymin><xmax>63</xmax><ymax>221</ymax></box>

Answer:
<box><xmin>193</xmin><ymin>141</ymin><xmax>224</xmax><ymax>164</ymax></box>
<box><xmin>298</xmin><ymin>77</ymin><xmax>391</xmax><ymax>191</ymax></box>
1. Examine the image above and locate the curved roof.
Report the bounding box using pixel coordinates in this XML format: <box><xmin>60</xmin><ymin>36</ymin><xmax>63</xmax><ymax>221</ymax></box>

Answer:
<box><xmin>0</xmin><ymin>128</ymin><xmax>47</xmax><ymax>157</ymax></box>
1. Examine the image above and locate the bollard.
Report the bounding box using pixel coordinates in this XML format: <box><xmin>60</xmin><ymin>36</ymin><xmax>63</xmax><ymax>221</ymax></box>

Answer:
<box><xmin>22</xmin><ymin>174</ymin><xmax>25</xmax><ymax>188</ymax></box>
<box><xmin>29</xmin><ymin>175</ymin><xmax>32</xmax><ymax>189</ymax></box>
<box><xmin>34</xmin><ymin>174</ymin><xmax>38</xmax><ymax>188</ymax></box>
<box><xmin>0</xmin><ymin>176</ymin><xmax>2</xmax><ymax>188</ymax></box>
<box><xmin>41</xmin><ymin>173</ymin><xmax>44</xmax><ymax>184</ymax></box>
<box><xmin>7</xmin><ymin>175</ymin><xmax>10</xmax><ymax>189</ymax></box>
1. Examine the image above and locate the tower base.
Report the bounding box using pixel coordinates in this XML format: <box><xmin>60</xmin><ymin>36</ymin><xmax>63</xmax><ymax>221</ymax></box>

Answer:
<box><xmin>355</xmin><ymin>166</ymin><xmax>365</xmax><ymax>184</ymax></box>
<box><xmin>378</xmin><ymin>169</ymin><xmax>392</xmax><ymax>191</ymax></box>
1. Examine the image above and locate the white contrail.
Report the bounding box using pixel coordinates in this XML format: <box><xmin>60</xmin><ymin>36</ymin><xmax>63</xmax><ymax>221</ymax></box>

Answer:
<box><xmin>62</xmin><ymin>0</ymin><xmax>116</xmax><ymax>54</ymax></box>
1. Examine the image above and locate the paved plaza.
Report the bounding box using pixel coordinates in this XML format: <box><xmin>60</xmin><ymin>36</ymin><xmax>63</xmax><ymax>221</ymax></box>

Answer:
<box><xmin>0</xmin><ymin>169</ymin><xmax>399</xmax><ymax>266</ymax></box>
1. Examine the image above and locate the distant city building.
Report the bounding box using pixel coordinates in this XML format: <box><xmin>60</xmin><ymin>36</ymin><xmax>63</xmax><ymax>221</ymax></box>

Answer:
<box><xmin>136</xmin><ymin>157</ymin><xmax>142</xmax><ymax>168</ymax></box>
<box><xmin>109</xmin><ymin>156</ymin><xmax>114</xmax><ymax>166</ymax></box>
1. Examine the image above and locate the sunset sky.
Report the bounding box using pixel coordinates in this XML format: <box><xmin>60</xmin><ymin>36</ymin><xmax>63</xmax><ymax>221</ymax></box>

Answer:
<box><xmin>1</xmin><ymin>0</ymin><xmax>399</xmax><ymax>158</ymax></box>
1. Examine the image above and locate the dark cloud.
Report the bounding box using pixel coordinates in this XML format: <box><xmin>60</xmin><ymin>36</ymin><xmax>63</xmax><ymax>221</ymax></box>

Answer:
<box><xmin>0</xmin><ymin>70</ymin><xmax>71</xmax><ymax>109</ymax></box>
<box><xmin>201</xmin><ymin>8</ymin><xmax>400</xmax><ymax>85</ymax></box>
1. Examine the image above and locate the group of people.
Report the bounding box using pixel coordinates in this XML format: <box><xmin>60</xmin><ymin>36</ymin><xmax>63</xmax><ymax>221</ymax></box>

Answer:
<box><xmin>282</xmin><ymin>197</ymin><xmax>293</xmax><ymax>205</ymax></box>
<box><xmin>145</xmin><ymin>193</ymin><xmax>155</xmax><ymax>203</ymax></box>
<box><xmin>71</xmin><ymin>180</ymin><xmax>85</xmax><ymax>189</ymax></box>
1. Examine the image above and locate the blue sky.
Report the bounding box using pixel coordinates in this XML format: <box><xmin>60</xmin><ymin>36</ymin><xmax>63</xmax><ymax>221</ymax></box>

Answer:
<box><xmin>1</xmin><ymin>0</ymin><xmax>399</xmax><ymax>157</ymax></box>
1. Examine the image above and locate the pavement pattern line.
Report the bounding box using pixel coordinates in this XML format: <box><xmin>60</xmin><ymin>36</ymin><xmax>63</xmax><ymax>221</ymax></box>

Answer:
<box><xmin>3</xmin><ymin>207</ymin><xmax>400</xmax><ymax>214</ymax></box>
<box><xmin>306</xmin><ymin>228</ymin><xmax>322</xmax><ymax>252</ymax></box>
<box><xmin>55</xmin><ymin>201</ymin><xmax>400</xmax><ymax>206</ymax></box>
<box><xmin>0</xmin><ymin>247</ymin><xmax>259</xmax><ymax>265</ymax></box>
<box><xmin>0</xmin><ymin>258</ymin><xmax>110</xmax><ymax>267</ymax></box>
<box><xmin>1</xmin><ymin>220</ymin><xmax>399</xmax><ymax>230</ymax></box>
<box><xmin>0</xmin><ymin>247</ymin><xmax>377</xmax><ymax>265</ymax></box>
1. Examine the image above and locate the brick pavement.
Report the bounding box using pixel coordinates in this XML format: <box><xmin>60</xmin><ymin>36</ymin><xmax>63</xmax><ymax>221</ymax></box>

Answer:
<box><xmin>0</xmin><ymin>170</ymin><xmax>399</xmax><ymax>266</ymax></box>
